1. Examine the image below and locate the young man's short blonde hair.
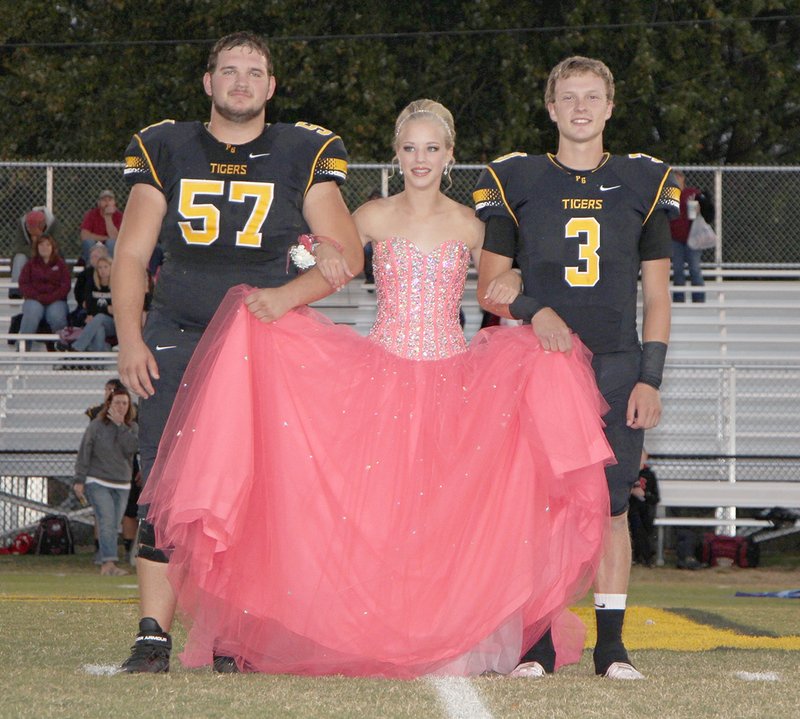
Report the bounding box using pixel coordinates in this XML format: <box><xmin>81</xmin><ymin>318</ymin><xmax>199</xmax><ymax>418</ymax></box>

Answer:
<box><xmin>544</xmin><ymin>56</ymin><xmax>615</xmax><ymax>106</ymax></box>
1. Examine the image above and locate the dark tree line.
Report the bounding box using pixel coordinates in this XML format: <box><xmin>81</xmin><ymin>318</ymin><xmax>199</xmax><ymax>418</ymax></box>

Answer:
<box><xmin>1</xmin><ymin>1</ymin><xmax>799</xmax><ymax>164</ymax></box>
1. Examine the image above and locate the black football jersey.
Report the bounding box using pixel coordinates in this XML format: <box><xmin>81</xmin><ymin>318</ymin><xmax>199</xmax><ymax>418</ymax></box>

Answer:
<box><xmin>474</xmin><ymin>152</ymin><xmax>679</xmax><ymax>354</ymax></box>
<box><xmin>124</xmin><ymin>120</ymin><xmax>348</xmax><ymax>327</ymax></box>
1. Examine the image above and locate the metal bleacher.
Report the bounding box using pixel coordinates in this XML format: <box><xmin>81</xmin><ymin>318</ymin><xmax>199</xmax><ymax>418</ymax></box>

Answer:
<box><xmin>3</xmin><ymin>267</ymin><xmax>798</xmax><ymax>462</ymax></box>
<box><xmin>639</xmin><ymin>270</ymin><xmax>800</xmax><ymax>466</ymax></box>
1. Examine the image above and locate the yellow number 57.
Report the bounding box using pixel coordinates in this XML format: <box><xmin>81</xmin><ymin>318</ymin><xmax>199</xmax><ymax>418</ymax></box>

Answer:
<box><xmin>178</xmin><ymin>179</ymin><xmax>275</xmax><ymax>247</ymax></box>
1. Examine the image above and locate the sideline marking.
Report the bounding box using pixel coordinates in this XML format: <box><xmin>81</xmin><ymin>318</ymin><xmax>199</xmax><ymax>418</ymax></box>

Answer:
<box><xmin>428</xmin><ymin>676</ymin><xmax>494</xmax><ymax>719</ymax></box>
<box><xmin>734</xmin><ymin>671</ymin><xmax>780</xmax><ymax>681</ymax></box>
<box><xmin>83</xmin><ymin>664</ymin><xmax>122</xmax><ymax>676</ymax></box>
<box><xmin>573</xmin><ymin>606</ymin><xmax>800</xmax><ymax>651</ymax></box>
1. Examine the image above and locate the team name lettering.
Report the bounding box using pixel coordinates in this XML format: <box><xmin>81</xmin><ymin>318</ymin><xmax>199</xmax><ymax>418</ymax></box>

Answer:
<box><xmin>562</xmin><ymin>198</ymin><xmax>604</xmax><ymax>210</ymax></box>
<box><xmin>209</xmin><ymin>163</ymin><xmax>248</xmax><ymax>175</ymax></box>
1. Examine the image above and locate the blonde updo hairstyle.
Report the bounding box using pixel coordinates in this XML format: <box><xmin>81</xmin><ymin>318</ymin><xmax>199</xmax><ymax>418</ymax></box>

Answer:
<box><xmin>393</xmin><ymin>99</ymin><xmax>456</xmax><ymax>151</ymax></box>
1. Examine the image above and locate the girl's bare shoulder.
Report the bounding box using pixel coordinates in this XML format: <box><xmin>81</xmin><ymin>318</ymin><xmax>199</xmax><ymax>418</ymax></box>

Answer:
<box><xmin>443</xmin><ymin>197</ymin><xmax>483</xmax><ymax>248</ymax></box>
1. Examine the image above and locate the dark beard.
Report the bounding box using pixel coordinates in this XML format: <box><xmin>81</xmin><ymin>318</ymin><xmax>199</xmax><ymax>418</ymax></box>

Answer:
<box><xmin>213</xmin><ymin>98</ymin><xmax>266</xmax><ymax>124</ymax></box>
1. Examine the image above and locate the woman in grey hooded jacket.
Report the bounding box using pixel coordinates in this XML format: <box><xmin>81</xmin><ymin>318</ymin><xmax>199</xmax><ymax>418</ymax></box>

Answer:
<box><xmin>74</xmin><ymin>387</ymin><xmax>138</xmax><ymax>576</ymax></box>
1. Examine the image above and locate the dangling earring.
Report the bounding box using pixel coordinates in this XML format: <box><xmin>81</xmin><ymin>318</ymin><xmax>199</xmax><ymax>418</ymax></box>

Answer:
<box><xmin>442</xmin><ymin>158</ymin><xmax>454</xmax><ymax>191</ymax></box>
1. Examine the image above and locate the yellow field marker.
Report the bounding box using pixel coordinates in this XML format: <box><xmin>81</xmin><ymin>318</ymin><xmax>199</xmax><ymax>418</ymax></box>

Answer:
<box><xmin>573</xmin><ymin>606</ymin><xmax>800</xmax><ymax>651</ymax></box>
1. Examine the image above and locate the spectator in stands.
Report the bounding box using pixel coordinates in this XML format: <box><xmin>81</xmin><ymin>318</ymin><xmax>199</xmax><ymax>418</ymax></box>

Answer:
<box><xmin>72</xmin><ymin>244</ymin><xmax>111</xmax><ymax>326</ymax></box>
<box><xmin>73</xmin><ymin>386</ymin><xmax>138</xmax><ymax>576</ymax></box>
<box><xmin>85</xmin><ymin>378</ymin><xmax>141</xmax><ymax>565</ymax></box>
<box><xmin>17</xmin><ymin>234</ymin><xmax>70</xmax><ymax>344</ymax></box>
<box><xmin>670</xmin><ymin>170</ymin><xmax>712</xmax><ymax>303</ymax></box>
<box><xmin>9</xmin><ymin>207</ymin><xmax>59</xmax><ymax>299</ymax></box>
<box><xmin>628</xmin><ymin>449</ymin><xmax>660</xmax><ymax>567</ymax></box>
<box><xmin>68</xmin><ymin>256</ymin><xmax>115</xmax><ymax>352</ymax></box>
<box><xmin>66</xmin><ymin>256</ymin><xmax>150</xmax><ymax>356</ymax></box>
<box><xmin>86</xmin><ymin>378</ymin><xmax>128</xmax><ymax>421</ymax></box>
<box><xmin>80</xmin><ymin>189</ymin><xmax>123</xmax><ymax>263</ymax></box>
<box><xmin>85</xmin><ymin>378</ymin><xmax>125</xmax><ymax>563</ymax></box>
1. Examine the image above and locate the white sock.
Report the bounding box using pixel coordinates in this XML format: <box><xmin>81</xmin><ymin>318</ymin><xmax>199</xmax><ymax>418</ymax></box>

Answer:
<box><xmin>594</xmin><ymin>593</ymin><xmax>627</xmax><ymax>610</ymax></box>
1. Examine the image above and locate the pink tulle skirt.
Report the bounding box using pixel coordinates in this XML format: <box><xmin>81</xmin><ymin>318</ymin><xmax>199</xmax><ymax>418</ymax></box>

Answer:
<box><xmin>142</xmin><ymin>285</ymin><xmax>613</xmax><ymax>677</ymax></box>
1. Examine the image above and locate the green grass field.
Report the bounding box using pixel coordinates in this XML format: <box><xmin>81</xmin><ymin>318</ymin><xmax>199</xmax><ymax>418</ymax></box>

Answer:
<box><xmin>1</xmin><ymin>551</ymin><xmax>798</xmax><ymax>719</ymax></box>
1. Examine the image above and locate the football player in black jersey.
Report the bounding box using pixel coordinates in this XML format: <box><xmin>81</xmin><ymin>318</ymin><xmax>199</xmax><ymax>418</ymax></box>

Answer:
<box><xmin>113</xmin><ymin>32</ymin><xmax>362</xmax><ymax>673</ymax></box>
<box><xmin>474</xmin><ymin>56</ymin><xmax>679</xmax><ymax>680</ymax></box>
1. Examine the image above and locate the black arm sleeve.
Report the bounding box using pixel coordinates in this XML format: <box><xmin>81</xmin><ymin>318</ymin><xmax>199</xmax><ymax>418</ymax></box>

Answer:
<box><xmin>639</xmin><ymin>209</ymin><xmax>672</xmax><ymax>261</ymax></box>
<box><xmin>639</xmin><ymin>341</ymin><xmax>668</xmax><ymax>389</ymax></box>
<box><xmin>509</xmin><ymin>295</ymin><xmax>545</xmax><ymax>323</ymax></box>
<box><xmin>483</xmin><ymin>215</ymin><xmax>545</xmax><ymax>321</ymax></box>
<box><xmin>482</xmin><ymin>215</ymin><xmax>517</xmax><ymax>258</ymax></box>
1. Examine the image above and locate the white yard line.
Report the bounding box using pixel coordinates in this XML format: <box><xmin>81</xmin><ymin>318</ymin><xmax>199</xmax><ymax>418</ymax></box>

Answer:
<box><xmin>428</xmin><ymin>676</ymin><xmax>494</xmax><ymax>719</ymax></box>
<box><xmin>82</xmin><ymin>664</ymin><xmax>121</xmax><ymax>676</ymax></box>
<box><xmin>734</xmin><ymin>671</ymin><xmax>780</xmax><ymax>681</ymax></box>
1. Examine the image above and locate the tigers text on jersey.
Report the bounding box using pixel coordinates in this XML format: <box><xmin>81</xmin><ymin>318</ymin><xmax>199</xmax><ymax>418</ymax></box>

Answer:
<box><xmin>474</xmin><ymin>152</ymin><xmax>679</xmax><ymax>354</ymax></box>
<box><xmin>124</xmin><ymin>120</ymin><xmax>348</xmax><ymax>327</ymax></box>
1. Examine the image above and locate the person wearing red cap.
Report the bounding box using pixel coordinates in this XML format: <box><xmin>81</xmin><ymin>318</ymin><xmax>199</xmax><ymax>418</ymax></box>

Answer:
<box><xmin>10</xmin><ymin>206</ymin><xmax>59</xmax><ymax>299</ymax></box>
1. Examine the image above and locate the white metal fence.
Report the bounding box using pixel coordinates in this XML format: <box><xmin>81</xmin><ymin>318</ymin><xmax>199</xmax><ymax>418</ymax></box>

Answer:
<box><xmin>647</xmin><ymin>362</ymin><xmax>800</xmax><ymax>479</ymax></box>
<box><xmin>2</xmin><ymin>162</ymin><xmax>800</xmax><ymax>267</ymax></box>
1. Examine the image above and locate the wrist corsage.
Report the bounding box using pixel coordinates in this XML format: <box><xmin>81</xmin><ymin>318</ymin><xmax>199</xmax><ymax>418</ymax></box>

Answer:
<box><xmin>288</xmin><ymin>244</ymin><xmax>317</xmax><ymax>270</ymax></box>
<box><xmin>287</xmin><ymin>233</ymin><xmax>344</xmax><ymax>272</ymax></box>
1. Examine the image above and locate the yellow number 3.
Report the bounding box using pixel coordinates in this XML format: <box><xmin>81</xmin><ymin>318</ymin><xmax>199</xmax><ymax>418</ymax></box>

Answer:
<box><xmin>564</xmin><ymin>217</ymin><xmax>600</xmax><ymax>287</ymax></box>
<box><xmin>178</xmin><ymin>179</ymin><xmax>275</xmax><ymax>247</ymax></box>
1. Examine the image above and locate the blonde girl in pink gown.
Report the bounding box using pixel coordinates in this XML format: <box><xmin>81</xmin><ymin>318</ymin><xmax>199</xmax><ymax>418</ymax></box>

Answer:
<box><xmin>141</xmin><ymin>100</ymin><xmax>613</xmax><ymax>677</ymax></box>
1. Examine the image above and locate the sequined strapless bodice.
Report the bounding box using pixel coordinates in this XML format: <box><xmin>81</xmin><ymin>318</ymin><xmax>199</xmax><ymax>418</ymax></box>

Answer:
<box><xmin>368</xmin><ymin>237</ymin><xmax>471</xmax><ymax>360</ymax></box>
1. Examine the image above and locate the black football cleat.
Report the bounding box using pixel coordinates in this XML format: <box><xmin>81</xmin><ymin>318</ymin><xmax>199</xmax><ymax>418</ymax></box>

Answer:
<box><xmin>120</xmin><ymin>618</ymin><xmax>171</xmax><ymax>673</ymax></box>
<box><xmin>212</xmin><ymin>655</ymin><xmax>240</xmax><ymax>673</ymax></box>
